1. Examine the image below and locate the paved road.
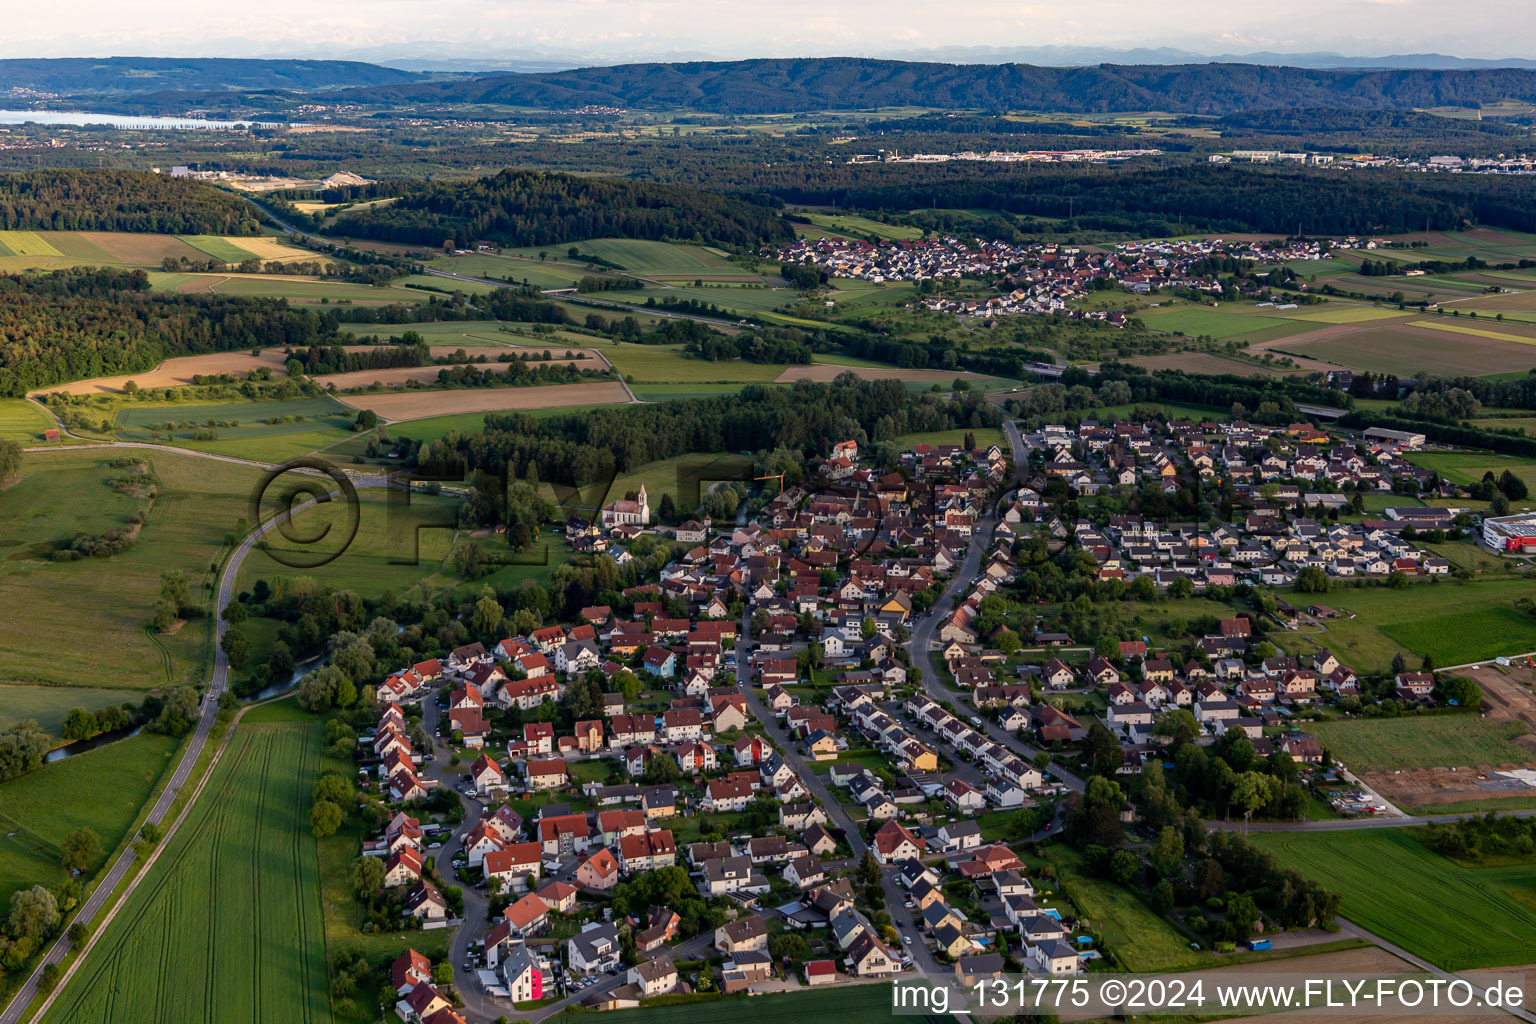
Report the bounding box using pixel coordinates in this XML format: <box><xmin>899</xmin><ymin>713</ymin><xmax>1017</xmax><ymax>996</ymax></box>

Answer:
<box><xmin>902</xmin><ymin>424</ymin><xmax>1087</xmax><ymax>795</ymax></box>
<box><xmin>0</xmin><ymin>492</ymin><xmax>331</xmax><ymax>1024</ymax></box>
<box><xmin>735</xmin><ymin>607</ymin><xmax>942</xmax><ymax>977</ymax></box>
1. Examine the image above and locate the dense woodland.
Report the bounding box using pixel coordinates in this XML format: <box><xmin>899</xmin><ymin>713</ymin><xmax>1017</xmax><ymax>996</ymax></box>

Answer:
<box><xmin>0</xmin><ymin>169</ymin><xmax>260</xmax><ymax>234</ymax></box>
<box><xmin>336</xmin><ymin>59</ymin><xmax>1536</xmax><ymax>114</ymax></box>
<box><xmin>418</xmin><ymin>376</ymin><xmax>1002</xmax><ymax>489</ymax></box>
<box><xmin>0</xmin><ymin>268</ymin><xmax>341</xmax><ymax>395</ymax></box>
<box><xmin>320</xmin><ymin>169</ymin><xmax>793</xmax><ymax>249</ymax></box>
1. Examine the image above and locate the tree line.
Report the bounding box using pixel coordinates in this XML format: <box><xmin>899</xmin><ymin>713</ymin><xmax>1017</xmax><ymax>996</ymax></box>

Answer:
<box><xmin>0</xmin><ymin>169</ymin><xmax>260</xmax><ymax>235</ymax></box>
<box><xmin>317</xmin><ymin>168</ymin><xmax>793</xmax><ymax>250</ymax></box>
<box><xmin>0</xmin><ymin>267</ymin><xmax>346</xmax><ymax>396</ymax></box>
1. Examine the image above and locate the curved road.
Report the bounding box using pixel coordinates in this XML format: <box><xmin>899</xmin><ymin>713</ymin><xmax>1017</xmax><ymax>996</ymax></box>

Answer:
<box><xmin>0</xmin><ymin>464</ymin><xmax>375</xmax><ymax>1024</ymax></box>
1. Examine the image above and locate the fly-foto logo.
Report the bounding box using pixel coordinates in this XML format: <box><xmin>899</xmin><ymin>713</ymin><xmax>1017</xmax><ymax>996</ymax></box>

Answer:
<box><xmin>248</xmin><ymin>457</ymin><xmax>361</xmax><ymax>569</ymax></box>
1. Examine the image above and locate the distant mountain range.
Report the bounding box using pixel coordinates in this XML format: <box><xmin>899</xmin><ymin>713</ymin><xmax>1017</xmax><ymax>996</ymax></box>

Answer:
<box><xmin>9</xmin><ymin>55</ymin><xmax>1536</xmax><ymax>117</ymax></box>
<box><xmin>877</xmin><ymin>46</ymin><xmax>1536</xmax><ymax>71</ymax></box>
<box><xmin>0</xmin><ymin>57</ymin><xmax>436</xmax><ymax>95</ymax></box>
<box><xmin>371</xmin><ymin>47</ymin><xmax>1536</xmax><ymax>75</ymax></box>
<box><xmin>336</xmin><ymin>58</ymin><xmax>1536</xmax><ymax>115</ymax></box>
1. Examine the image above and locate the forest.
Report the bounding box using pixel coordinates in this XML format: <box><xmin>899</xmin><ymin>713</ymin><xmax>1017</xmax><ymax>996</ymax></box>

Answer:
<box><xmin>318</xmin><ymin>169</ymin><xmax>794</xmax><ymax>250</ymax></box>
<box><xmin>0</xmin><ymin>267</ymin><xmax>343</xmax><ymax>395</ymax></box>
<box><xmin>336</xmin><ymin>58</ymin><xmax>1536</xmax><ymax>115</ymax></box>
<box><xmin>417</xmin><ymin>375</ymin><xmax>1003</xmax><ymax>489</ymax></box>
<box><xmin>0</xmin><ymin>169</ymin><xmax>261</xmax><ymax>234</ymax></box>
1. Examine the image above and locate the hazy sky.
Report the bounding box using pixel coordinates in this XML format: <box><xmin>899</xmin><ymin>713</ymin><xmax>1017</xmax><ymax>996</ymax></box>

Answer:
<box><xmin>5</xmin><ymin>0</ymin><xmax>1535</xmax><ymax>62</ymax></box>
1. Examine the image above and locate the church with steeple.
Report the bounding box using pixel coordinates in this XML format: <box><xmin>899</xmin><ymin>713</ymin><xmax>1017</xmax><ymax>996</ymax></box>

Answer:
<box><xmin>600</xmin><ymin>483</ymin><xmax>650</xmax><ymax>528</ymax></box>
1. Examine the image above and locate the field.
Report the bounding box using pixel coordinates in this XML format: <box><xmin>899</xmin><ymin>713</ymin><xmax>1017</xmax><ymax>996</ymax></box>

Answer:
<box><xmin>1277</xmin><ymin>577</ymin><xmax>1536</xmax><ymax>672</ymax></box>
<box><xmin>505</xmin><ymin>238</ymin><xmax>759</xmax><ymax>280</ymax></box>
<box><xmin>30</xmin><ymin>350</ymin><xmax>293</xmax><ymax>397</ymax></box>
<box><xmin>0</xmin><ymin>231</ymin><xmax>319</xmax><ymax>274</ymax></box>
<box><xmin>1308</xmin><ymin>715</ymin><xmax>1536</xmax><ymax>774</ymax></box>
<box><xmin>1280</xmin><ymin>322</ymin><xmax>1536</xmax><ymax>377</ymax></box>
<box><xmin>1380</xmin><ymin>607</ymin><xmax>1536</xmax><ymax>665</ymax></box>
<box><xmin>603</xmin><ymin>343</ymin><xmax>786</xmax><ymax>384</ymax></box>
<box><xmin>0</xmin><ymin>731</ymin><xmax>179</xmax><ymax>906</ymax></box>
<box><xmin>1405</xmin><ymin>451</ymin><xmax>1536</xmax><ymax>497</ymax></box>
<box><xmin>1407</xmin><ymin>319</ymin><xmax>1536</xmax><ymax>346</ymax></box>
<box><xmin>1253</xmin><ymin>830</ymin><xmax>1536</xmax><ymax>970</ymax></box>
<box><xmin>792</xmin><ymin>211</ymin><xmax>927</xmax><ymax>241</ymax></box>
<box><xmin>335</xmin><ymin>382</ymin><xmax>633</xmax><ymax>421</ymax></box>
<box><xmin>110</xmin><ymin>396</ymin><xmax>357</xmax><ymax>461</ymax></box>
<box><xmin>0</xmin><ymin>684</ymin><xmax>137</xmax><ymax>735</ymax></box>
<box><xmin>0</xmin><ymin>398</ymin><xmax>56</xmax><ymax>440</ymax></box>
<box><xmin>43</xmin><ymin>721</ymin><xmax>329</xmax><ymax>1024</ymax></box>
<box><xmin>0</xmin><ymin>449</ymin><xmax>264</xmax><ymax>692</ymax></box>
<box><xmin>234</xmin><ymin>484</ymin><xmax>465</xmax><ymax>602</ymax></box>
<box><xmin>152</xmin><ymin>272</ymin><xmax>430</xmax><ymax>305</ymax></box>
<box><xmin>428</xmin><ymin>252</ymin><xmax>587</xmax><ymax>290</ymax></box>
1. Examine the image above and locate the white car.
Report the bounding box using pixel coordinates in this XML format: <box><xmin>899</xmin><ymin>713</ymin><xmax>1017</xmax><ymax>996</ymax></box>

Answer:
<box><xmin>902</xmin><ymin>935</ymin><xmax>911</xmax><ymax>945</ymax></box>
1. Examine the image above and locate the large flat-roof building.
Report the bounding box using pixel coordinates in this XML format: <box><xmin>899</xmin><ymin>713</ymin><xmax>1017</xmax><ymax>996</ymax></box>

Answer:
<box><xmin>1362</xmin><ymin>427</ymin><xmax>1426</xmax><ymax>450</ymax></box>
<box><xmin>1483</xmin><ymin>511</ymin><xmax>1536</xmax><ymax>552</ymax></box>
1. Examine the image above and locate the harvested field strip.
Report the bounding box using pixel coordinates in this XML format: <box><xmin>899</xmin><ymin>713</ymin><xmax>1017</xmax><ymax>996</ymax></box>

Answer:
<box><xmin>43</xmin><ymin>722</ymin><xmax>328</xmax><ymax>1024</ymax></box>
<box><xmin>1408</xmin><ymin>320</ymin><xmax>1536</xmax><ymax>345</ymax></box>
<box><xmin>28</xmin><ymin>350</ymin><xmax>292</xmax><ymax>396</ymax></box>
<box><xmin>335</xmin><ymin>381</ymin><xmax>633</xmax><ymax>421</ymax></box>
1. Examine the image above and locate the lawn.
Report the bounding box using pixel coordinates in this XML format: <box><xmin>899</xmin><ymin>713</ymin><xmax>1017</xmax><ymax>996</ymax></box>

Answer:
<box><xmin>892</xmin><ymin>427</ymin><xmax>1006</xmax><ymax>451</ymax></box>
<box><xmin>0</xmin><ymin>398</ymin><xmax>55</xmax><ymax>440</ymax></box>
<box><xmin>607</xmin><ymin>452</ymin><xmax>748</xmax><ymax>514</ymax></box>
<box><xmin>1253</xmin><ymin>829</ymin><xmax>1536</xmax><ymax>970</ymax></box>
<box><xmin>1046</xmin><ymin>846</ymin><xmax>1201</xmax><ymax>972</ymax></box>
<box><xmin>794</xmin><ymin>212</ymin><xmax>927</xmax><ymax>241</ymax></box>
<box><xmin>427</xmin><ymin>252</ymin><xmax>587</xmax><ymax>290</ymax></box>
<box><xmin>1308</xmin><ymin>715</ymin><xmax>1535</xmax><ymax>773</ymax></box>
<box><xmin>0</xmin><ymin>731</ymin><xmax>179</xmax><ymax>906</ymax></box>
<box><xmin>0</xmin><ymin>449</ymin><xmax>263</xmax><ymax>692</ymax></box>
<box><xmin>44</xmin><ymin>721</ymin><xmax>329</xmax><ymax>1024</ymax></box>
<box><xmin>618</xmin><ymin>284</ymin><xmax>795</xmax><ymax>313</ymax></box>
<box><xmin>1140</xmin><ymin>307</ymin><xmax>1313</xmax><ymax>341</ymax></box>
<box><xmin>147</xmin><ymin>271</ymin><xmax>430</xmax><ymax>305</ymax></box>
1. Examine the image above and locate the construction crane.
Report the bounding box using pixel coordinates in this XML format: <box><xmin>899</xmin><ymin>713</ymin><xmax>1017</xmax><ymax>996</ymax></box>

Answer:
<box><xmin>754</xmin><ymin>473</ymin><xmax>785</xmax><ymax>496</ymax></box>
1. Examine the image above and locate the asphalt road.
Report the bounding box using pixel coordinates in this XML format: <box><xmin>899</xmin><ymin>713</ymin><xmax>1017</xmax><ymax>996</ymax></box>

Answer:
<box><xmin>735</xmin><ymin>607</ymin><xmax>943</xmax><ymax>977</ymax></box>
<box><xmin>0</xmin><ymin>490</ymin><xmax>328</xmax><ymax>1024</ymax></box>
